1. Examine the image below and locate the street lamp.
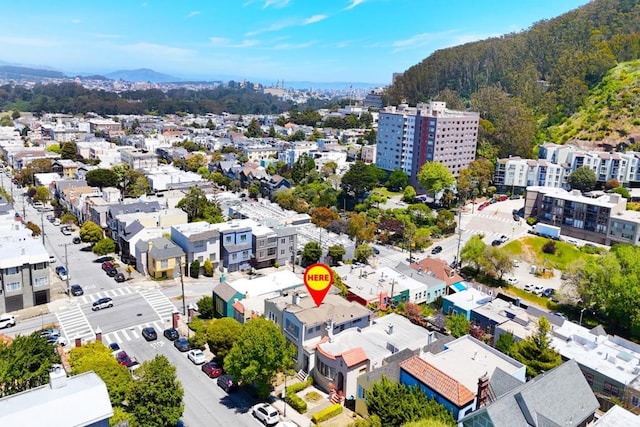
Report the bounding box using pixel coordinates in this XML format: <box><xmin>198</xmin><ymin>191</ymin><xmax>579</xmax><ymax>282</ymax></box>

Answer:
<box><xmin>282</xmin><ymin>373</ymin><xmax>287</xmax><ymax>418</ymax></box>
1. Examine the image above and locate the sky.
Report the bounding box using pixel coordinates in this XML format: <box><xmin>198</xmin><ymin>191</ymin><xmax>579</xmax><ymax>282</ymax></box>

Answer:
<box><xmin>0</xmin><ymin>0</ymin><xmax>592</xmax><ymax>85</ymax></box>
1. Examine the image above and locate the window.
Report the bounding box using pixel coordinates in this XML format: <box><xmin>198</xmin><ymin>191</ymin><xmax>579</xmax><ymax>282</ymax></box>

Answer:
<box><xmin>632</xmin><ymin>396</ymin><xmax>640</xmax><ymax>408</ymax></box>
<box><xmin>240</xmin><ymin>234</ymin><xmax>247</xmax><ymax>242</ymax></box>
<box><xmin>316</xmin><ymin>358</ymin><xmax>335</xmax><ymax>379</ymax></box>
<box><xmin>160</xmin><ymin>259</ymin><xmax>168</xmax><ymax>269</ymax></box>
<box><xmin>225</xmin><ymin>236</ymin><xmax>232</xmax><ymax>243</ymax></box>
<box><xmin>242</xmin><ymin>251</ymin><xmax>249</xmax><ymax>259</ymax></box>
<box><xmin>357</xmin><ymin>385</ymin><xmax>366</xmax><ymax>400</ymax></box>
<box><xmin>4</xmin><ymin>266</ymin><xmax>19</xmax><ymax>275</ymax></box>
<box><xmin>34</xmin><ymin>276</ymin><xmax>49</xmax><ymax>287</ymax></box>
<box><xmin>281</xmin><ymin>249</ymin><xmax>285</xmax><ymax>255</ymax></box>
<box><xmin>603</xmin><ymin>382</ymin><xmax>619</xmax><ymax>397</ymax></box>
<box><xmin>5</xmin><ymin>282</ymin><xmax>21</xmax><ymax>292</ymax></box>
<box><xmin>232</xmin><ymin>254</ymin><xmax>237</xmax><ymax>261</ymax></box>
<box><xmin>583</xmin><ymin>372</ymin><xmax>594</xmax><ymax>386</ymax></box>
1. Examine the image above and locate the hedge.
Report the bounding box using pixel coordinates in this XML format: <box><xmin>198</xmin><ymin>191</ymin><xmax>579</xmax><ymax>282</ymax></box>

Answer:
<box><xmin>311</xmin><ymin>403</ymin><xmax>343</xmax><ymax>424</ymax></box>
<box><xmin>286</xmin><ymin>376</ymin><xmax>313</xmax><ymax>395</ymax></box>
<box><xmin>285</xmin><ymin>393</ymin><xmax>307</xmax><ymax>413</ymax></box>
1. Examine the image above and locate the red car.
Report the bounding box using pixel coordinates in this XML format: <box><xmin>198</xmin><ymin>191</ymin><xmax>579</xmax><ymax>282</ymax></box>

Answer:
<box><xmin>478</xmin><ymin>202</ymin><xmax>490</xmax><ymax>211</ymax></box>
<box><xmin>102</xmin><ymin>261</ymin><xmax>114</xmax><ymax>271</ymax></box>
<box><xmin>202</xmin><ymin>361</ymin><xmax>223</xmax><ymax>378</ymax></box>
<box><xmin>498</xmin><ymin>195</ymin><xmax>508</xmax><ymax>201</ymax></box>
<box><xmin>115</xmin><ymin>351</ymin><xmax>137</xmax><ymax>368</ymax></box>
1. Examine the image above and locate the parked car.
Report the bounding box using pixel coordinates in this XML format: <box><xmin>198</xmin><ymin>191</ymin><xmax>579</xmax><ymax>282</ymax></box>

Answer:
<box><xmin>251</xmin><ymin>403</ymin><xmax>280</xmax><ymax>426</ymax></box>
<box><xmin>69</xmin><ymin>284</ymin><xmax>84</xmax><ymax>296</ymax></box>
<box><xmin>39</xmin><ymin>328</ymin><xmax>60</xmax><ymax>338</ymax></box>
<box><xmin>497</xmin><ymin>195</ymin><xmax>509</xmax><ymax>201</ymax></box>
<box><xmin>108</xmin><ymin>342</ymin><xmax>120</xmax><ymax>352</ymax></box>
<box><xmin>163</xmin><ymin>328</ymin><xmax>179</xmax><ymax>341</ymax></box>
<box><xmin>431</xmin><ymin>245</ymin><xmax>443</xmax><ymax>255</ymax></box>
<box><xmin>46</xmin><ymin>335</ymin><xmax>67</xmax><ymax>346</ymax></box>
<box><xmin>115</xmin><ymin>351</ymin><xmax>138</xmax><ymax>368</ymax></box>
<box><xmin>533</xmin><ymin>284</ymin><xmax>545</xmax><ymax>295</ymax></box>
<box><xmin>55</xmin><ymin>266</ymin><xmax>68</xmax><ymax>281</ymax></box>
<box><xmin>498</xmin><ymin>235</ymin><xmax>509</xmax><ymax>243</ymax></box>
<box><xmin>507</xmin><ymin>277</ymin><xmax>519</xmax><ymax>285</ymax></box>
<box><xmin>92</xmin><ymin>297</ymin><xmax>113</xmax><ymax>311</ymax></box>
<box><xmin>201</xmin><ymin>361</ymin><xmax>223</xmax><ymax>378</ymax></box>
<box><xmin>114</xmin><ymin>272</ymin><xmax>126</xmax><ymax>283</ymax></box>
<box><xmin>542</xmin><ymin>288</ymin><xmax>555</xmax><ymax>298</ymax></box>
<box><xmin>141</xmin><ymin>327</ymin><xmax>157</xmax><ymax>341</ymax></box>
<box><xmin>523</xmin><ymin>283</ymin><xmax>534</xmax><ymax>292</ymax></box>
<box><xmin>101</xmin><ymin>261</ymin><xmax>114</xmax><ymax>271</ymax></box>
<box><xmin>174</xmin><ymin>337</ymin><xmax>191</xmax><ymax>352</ymax></box>
<box><xmin>187</xmin><ymin>349</ymin><xmax>206</xmax><ymax>365</ymax></box>
<box><xmin>53</xmin><ymin>218</ymin><xmax>61</xmax><ymax>226</ymax></box>
<box><xmin>372</xmin><ymin>246</ymin><xmax>380</xmax><ymax>255</ymax></box>
<box><xmin>72</xmin><ymin>236</ymin><xmax>81</xmax><ymax>244</ymax></box>
<box><xmin>478</xmin><ymin>202</ymin><xmax>490</xmax><ymax>211</ymax></box>
<box><xmin>49</xmin><ymin>255</ymin><xmax>56</xmax><ymax>264</ymax></box>
<box><xmin>60</xmin><ymin>226</ymin><xmax>72</xmax><ymax>236</ymax></box>
<box><xmin>0</xmin><ymin>314</ymin><xmax>16</xmax><ymax>329</ymax></box>
<box><xmin>406</xmin><ymin>256</ymin><xmax>417</xmax><ymax>263</ymax></box>
<box><xmin>106</xmin><ymin>268</ymin><xmax>118</xmax><ymax>277</ymax></box>
<box><xmin>217</xmin><ymin>374</ymin><xmax>238</xmax><ymax>393</ymax></box>
<box><xmin>491</xmin><ymin>239</ymin><xmax>501</xmax><ymax>246</ymax></box>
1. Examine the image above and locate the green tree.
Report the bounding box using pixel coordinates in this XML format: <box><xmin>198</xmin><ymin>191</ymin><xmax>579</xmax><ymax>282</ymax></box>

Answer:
<box><xmin>511</xmin><ymin>317</ymin><xmax>562</xmax><ymax>378</ymax></box>
<box><xmin>460</xmin><ymin>235</ymin><xmax>486</xmax><ymax>271</ymax></box>
<box><xmin>25</xmin><ymin>221</ymin><xmax>41</xmax><ymax>237</ymax></box>
<box><xmin>248</xmin><ymin>182</ymin><xmax>261</xmax><ymax>199</ymax></box>
<box><xmin>612</xmin><ymin>186</ymin><xmax>630</xmax><ymax>199</ymax></box>
<box><xmin>402</xmin><ymin>185</ymin><xmax>416</xmax><ymax>203</ymax></box>
<box><xmin>33</xmin><ymin>186</ymin><xmax>50</xmax><ymax>203</ymax></box>
<box><xmin>86</xmin><ymin>168</ymin><xmax>120</xmax><ymax>188</ymax></box>
<box><xmin>567</xmin><ymin>166</ymin><xmax>597</xmax><ymax>192</ymax></box>
<box><xmin>495</xmin><ymin>331</ymin><xmax>516</xmax><ymax>356</ymax></box>
<box><xmin>365</xmin><ymin>376</ymin><xmax>456</xmax><ymax>427</ymax></box>
<box><xmin>417</xmin><ymin>162</ymin><xmax>455</xmax><ymax>201</ymax></box>
<box><xmin>46</xmin><ymin>143</ymin><xmax>61</xmax><ymax>154</ymax></box>
<box><xmin>386</xmin><ymin>170</ymin><xmax>409</xmax><ymax>192</ymax></box>
<box><xmin>347</xmin><ymin>212</ymin><xmax>376</xmax><ymax>245</ymax></box>
<box><xmin>203</xmin><ymin>259</ymin><xmax>214</xmax><ymax>277</ymax></box>
<box><xmin>445</xmin><ymin>314</ymin><xmax>470</xmax><ymax>338</ymax></box>
<box><xmin>0</xmin><ymin>332</ymin><xmax>60</xmax><ymax>397</ymax></box>
<box><xmin>92</xmin><ymin>238</ymin><xmax>116</xmax><ymax>256</ymax></box>
<box><xmin>301</xmin><ymin>241</ymin><xmax>322</xmax><ymax>266</ymax></box>
<box><xmin>196</xmin><ymin>295</ymin><xmax>214</xmax><ymax>319</ymax></box>
<box><xmin>126</xmin><ymin>355</ymin><xmax>184</xmax><ymax>427</ymax></box>
<box><xmin>205</xmin><ymin>317</ymin><xmax>243</xmax><ymax>361</ymax></box>
<box><xmin>176</xmin><ymin>187</ymin><xmax>223</xmax><ymax>223</ymax></box>
<box><xmin>80</xmin><ymin>221</ymin><xmax>104</xmax><ymax>244</ymax></box>
<box><xmin>245</xmin><ymin>118</ymin><xmax>263</xmax><ymax>138</ymax></box>
<box><xmin>69</xmin><ymin>342</ymin><xmax>133</xmax><ymax>406</ymax></box>
<box><xmin>190</xmin><ymin>260</ymin><xmax>200</xmax><ymax>278</ymax></box>
<box><xmin>60</xmin><ymin>212</ymin><xmax>78</xmax><ymax>225</ymax></box>
<box><xmin>291</xmin><ymin>153</ymin><xmax>316</xmax><ymax>184</ymax></box>
<box><xmin>327</xmin><ymin>245</ymin><xmax>346</xmax><ymax>265</ymax></box>
<box><xmin>60</xmin><ymin>141</ymin><xmax>78</xmax><ymax>160</ymax></box>
<box><xmin>185</xmin><ymin>153</ymin><xmax>208</xmax><ymax>172</ymax></box>
<box><xmin>225</xmin><ymin>317</ymin><xmax>294</xmax><ymax>398</ymax></box>
<box><xmin>354</xmin><ymin>244</ymin><xmax>374</xmax><ymax>263</ymax></box>
<box><xmin>321</xmin><ymin>161</ymin><xmax>338</xmax><ymax>178</ymax></box>
<box><xmin>482</xmin><ymin>246</ymin><xmax>514</xmax><ymax>280</ymax></box>
<box><xmin>341</xmin><ymin>161</ymin><xmax>382</xmax><ymax>200</ymax></box>
<box><xmin>129</xmin><ymin>174</ymin><xmax>150</xmax><ymax>197</ymax></box>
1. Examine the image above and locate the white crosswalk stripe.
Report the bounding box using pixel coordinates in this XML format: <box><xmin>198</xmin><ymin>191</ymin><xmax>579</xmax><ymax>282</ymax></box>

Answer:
<box><xmin>102</xmin><ymin>320</ymin><xmax>168</xmax><ymax>345</ymax></box>
<box><xmin>476</xmin><ymin>213</ymin><xmax>514</xmax><ymax>224</ymax></box>
<box><xmin>139</xmin><ymin>289</ymin><xmax>178</xmax><ymax>322</ymax></box>
<box><xmin>56</xmin><ymin>304</ymin><xmax>94</xmax><ymax>343</ymax></box>
<box><xmin>76</xmin><ymin>287</ymin><xmax>135</xmax><ymax>305</ymax></box>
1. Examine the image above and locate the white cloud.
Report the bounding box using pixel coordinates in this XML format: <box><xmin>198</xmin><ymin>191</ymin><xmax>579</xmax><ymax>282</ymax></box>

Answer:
<box><xmin>270</xmin><ymin>41</ymin><xmax>316</xmax><ymax>50</ymax></box>
<box><xmin>263</xmin><ymin>0</ymin><xmax>290</xmax><ymax>8</ymax></box>
<box><xmin>0</xmin><ymin>36</ymin><xmax>58</xmax><ymax>48</ymax></box>
<box><xmin>343</xmin><ymin>0</ymin><xmax>366</xmax><ymax>11</ymax></box>
<box><xmin>391</xmin><ymin>31</ymin><xmax>456</xmax><ymax>52</ymax></box>
<box><xmin>186</xmin><ymin>11</ymin><xmax>200</xmax><ymax>18</ymax></box>
<box><xmin>209</xmin><ymin>37</ymin><xmax>259</xmax><ymax>48</ymax></box>
<box><xmin>304</xmin><ymin>14</ymin><xmax>327</xmax><ymax>25</ymax></box>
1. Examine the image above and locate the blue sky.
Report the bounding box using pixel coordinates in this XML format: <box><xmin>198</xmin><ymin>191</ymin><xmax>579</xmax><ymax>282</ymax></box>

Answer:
<box><xmin>0</xmin><ymin>0</ymin><xmax>591</xmax><ymax>84</ymax></box>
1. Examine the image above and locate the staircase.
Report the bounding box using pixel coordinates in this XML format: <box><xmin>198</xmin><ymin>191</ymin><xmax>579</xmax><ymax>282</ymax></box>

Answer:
<box><xmin>330</xmin><ymin>389</ymin><xmax>345</xmax><ymax>404</ymax></box>
<box><xmin>296</xmin><ymin>369</ymin><xmax>308</xmax><ymax>383</ymax></box>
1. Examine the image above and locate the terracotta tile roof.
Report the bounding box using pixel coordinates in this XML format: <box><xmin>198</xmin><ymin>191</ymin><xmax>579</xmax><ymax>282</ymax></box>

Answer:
<box><xmin>400</xmin><ymin>355</ymin><xmax>475</xmax><ymax>407</ymax></box>
<box><xmin>412</xmin><ymin>258</ymin><xmax>464</xmax><ymax>286</ymax></box>
<box><xmin>232</xmin><ymin>300</ymin><xmax>245</xmax><ymax>314</ymax></box>
<box><xmin>341</xmin><ymin>347</ymin><xmax>368</xmax><ymax>367</ymax></box>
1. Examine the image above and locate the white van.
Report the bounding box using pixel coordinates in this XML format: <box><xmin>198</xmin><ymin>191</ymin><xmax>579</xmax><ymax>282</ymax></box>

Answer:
<box><xmin>53</xmin><ymin>218</ymin><xmax>61</xmax><ymax>226</ymax></box>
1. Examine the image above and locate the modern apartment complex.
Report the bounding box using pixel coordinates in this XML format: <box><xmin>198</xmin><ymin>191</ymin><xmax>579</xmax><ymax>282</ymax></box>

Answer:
<box><xmin>376</xmin><ymin>101</ymin><xmax>479</xmax><ymax>185</ymax></box>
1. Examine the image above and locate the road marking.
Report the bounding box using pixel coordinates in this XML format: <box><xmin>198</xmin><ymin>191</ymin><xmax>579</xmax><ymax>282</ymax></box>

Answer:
<box><xmin>139</xmin><ymin>289</ymin><xmax>178</xmax><ymax>322</ymax></box>
<box><xmin>56</xmin><ymin>304</ymin><xmax>94</xmax><ymax>343</ymax></box>
<box><xmin>102</xmin><ymin>320</ymin><xmax>167</xmax><ymax>345</ymax></box>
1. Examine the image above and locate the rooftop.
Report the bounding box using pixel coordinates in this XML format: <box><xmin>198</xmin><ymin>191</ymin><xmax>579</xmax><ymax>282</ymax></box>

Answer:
<box><xmin>286</xmin><ymin>292</ymin><xmax>371</xmax><ymax>327</ymax></box>
<box><xmin>444</xmin><ymin>288</ymin><xmax>492</xmax><ymax>312</ymax></box>
<box><xmin>527</xmin><ymin>186</ymin><xmax>626</xmax><ymax>208</ymax></box>
<box><xmin>228</xmin><ymin>270</ymin><xmax>302</xmax><ymax>298</ymax></box>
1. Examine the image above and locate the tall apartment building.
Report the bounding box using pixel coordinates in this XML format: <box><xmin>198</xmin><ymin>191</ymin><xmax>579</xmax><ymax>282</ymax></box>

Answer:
<box><xmin>376</xmin><ymin>102</ymin><xmax>479</xmax><ymax>186</ymax></box>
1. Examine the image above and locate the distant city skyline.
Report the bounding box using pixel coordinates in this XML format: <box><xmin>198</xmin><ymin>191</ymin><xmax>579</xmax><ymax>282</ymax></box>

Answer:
<box><xmin>0</xmin><ymin>0</ymin><xmax>590</xmax><ymax>85</ymax></box>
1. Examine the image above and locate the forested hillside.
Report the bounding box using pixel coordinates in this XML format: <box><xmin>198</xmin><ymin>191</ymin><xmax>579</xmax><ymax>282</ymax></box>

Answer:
<box><xmin>387</xmin><ymin>0</ymin><xmax>640</xmax><ymax>157</ymax></box>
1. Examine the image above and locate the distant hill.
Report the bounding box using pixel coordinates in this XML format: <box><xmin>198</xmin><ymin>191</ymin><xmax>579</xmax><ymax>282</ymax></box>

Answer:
<box><xmin>105</xmin><ymin>68</ymin><xmax>180</xmax><ymax>83</ymax></box>
<box><xmin>548</xmin><ymin>60</ymin><xmax>640</xmax><ymax>147</ymax></box>
<box><xmin>77</xmin><ymin>74</ymin><xmax>111</xmax><ymax>81</ymax></box>
<box><xmin>0</xmin><ymin>65</ymin><xmax>67</xmax><ymax>80</ymax></box>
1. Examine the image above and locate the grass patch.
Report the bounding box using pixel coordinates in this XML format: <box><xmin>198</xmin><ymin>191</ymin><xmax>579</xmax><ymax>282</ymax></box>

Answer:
<box><xmin>304</xmin><ymin>391</ymin><xmax>323</xmax><ymax>403</ymax></box>
<box><xmin>372</xmin><ymin>187</ymin><xmax>402</xmax><ymax>197</ymax></box>
<box><xmin>504</xmin><ymin>236</ymin><xmax>587</xmax><ymax>270</ymax></box>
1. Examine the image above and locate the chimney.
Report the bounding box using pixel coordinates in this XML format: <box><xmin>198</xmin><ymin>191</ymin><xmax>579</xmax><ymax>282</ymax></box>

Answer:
<box><xmin>292</xmin><ymin>292</ymin><xmax>299</xmax><ymax>305</ymax></box>
<box><xmin>95</xmin><ymin>327</ymin><xmax>102</xmax><ymax>343</ymax></box>
<box><xmin>475</xmin><ymin>373</ymin><xmax>490</xmax><ymax>408</ymax></box>
<box><xmin>49</xmin><ymin>365</ymin><xmax>68</xmax><ymax>390</ymax></box>
<box><xmin>387</xmin><ymin>323</ymin><xmax>394</xmax><ymax>335</ymax></box>
<box><xmin>326</xmin><ymin>320</ymin><xmax>335</xmax><ymax>343</ymax></box>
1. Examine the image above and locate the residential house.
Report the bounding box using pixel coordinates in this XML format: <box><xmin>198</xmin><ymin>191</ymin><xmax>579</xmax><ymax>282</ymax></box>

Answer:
<box><xmin>259</xmin><ymin>175</ymin><xmax>292</xmax><ymax>199</ymax></box>
<box><xmin>442</xmin><ymin>288</ymin><xmax>493</xmax><ymax>320</ymax></box>
<box><xmin>171</xmin><ymin>222</ymin><xmax>221</xmax><ymax>275</ymax></box>
<box><xmin>209</xmin><ymin>219</ymin><xmax>253</xmax><ymax>273</ymax></box>
<box><xmin>460</xmin><ymin>360</ymin><xmax>599</xmax><ymax>427</ymax></box>
<box><xmin>58</xmin><ymin>185</ymin><xmax>101</xmax><ymax>221</ymax></box>
<box><xmin>106</xmin><ymin>201</ymin><xmax>161</xmax><ymax>240</ymax></box>
<box><xmin>0</xmin><ymin>224</ymin><xmax>52</xmax><ymax>313</ymax></box>
<box><xmin>0</xmin><ymin>368</ymin><xmax>113</xmax><ymax>427</ymax></box>
<box><xmin>144</xmin><ymin>165</ymin><xmax>203</xmax><ymax>191</ymax></box>
<box><xmin>314</xmin><ymin>313</ymin><xmax>432</xmax><ymax>400</ymax></box>
<box><xmin>334</xmin><ymin>264</ymin><xmax>410</xmax><ymax>307</ymax></box>
<box><xmin>272</xmin><ymin>292</ymin><xmax>371</xmax><ymax>373</ymax></box>
<box><xmin>120</xmin><ymin>148</ymin><xmax>158</xmax><ymax>169</ymax></box>
<box><xmin>212</xmin><ymin>270</ymin><xmax>301</xmax><ymax>318</ymax></box>
<box><xmin>411</xmin><ymin>257</ymin><xmax>466</xmax><ymax>294</ymax></box>
<box><xmin>135</xmin><ymin>236</ymin><xmax>185</xmax><ymax>279</ymax></box>
<box><xmin>251</xmin><ymin>222</ymin><xmax>297</xmax><ymax>269</ymax></box>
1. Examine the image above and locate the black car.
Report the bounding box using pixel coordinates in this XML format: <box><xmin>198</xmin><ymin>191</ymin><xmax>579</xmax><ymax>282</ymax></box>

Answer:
<box><xmin>106</xmin><ymin>268</ymin><xmax>117</xmax><ymax>277</ymax></box>
<box><xmin>141</xmin><ymin>327</ymin><xmax>157</xmax><ymax>341</ymax></box>
<box><xmin>163</xmin><ymin>328</ymin><xmax>179</xmax><ymax>341</ymax></box>
<box><xmin>431</xmin><ymin>246</ymin><xmax>443</xmax><ymax>255</ymax></box>
<box><xmin>217</xmin><ymin>374</ymin><xmax>238</xmax><ymax>393</ymax></box>
<box><xmin>92</xmin><ymin>297</ymin><xmax>113</xmax><ymax>311</ymax></box>
<box><xmin>372</xmin><ymin>246</ymin><xmax>380</xmax><ymax>255</ymax></box>
<box><xmin>174</xmin><ymin>337</ymin><xmax>191</xmax><ymax>352</ymax></box>
<box><xmin>542</xmin><ymin>288</ymin><xmax>555</xmax><ymax>298</ymax></box>
<box><xmin>69</xmin><ymin>284</ymin><xmax>83</xmax><ymax>296</ymax></box>
<box><xmin>114</xmin><ymin>272</ymin><xmax>126</xmax><ymax>283</ymax></box>
<box><xmin>491</xmin><ymin>239</ymin><xmax>501</xmax><ymax>246</ymax></box>
<box><xmin>108</xmin><ymin>342</ymin><xmax>120</xmax><ymax>352</ymax></box>
<box><xmin>72</xmin><ymin>236</ymin><xmax>81</xmax><ymax>244</ymax></box>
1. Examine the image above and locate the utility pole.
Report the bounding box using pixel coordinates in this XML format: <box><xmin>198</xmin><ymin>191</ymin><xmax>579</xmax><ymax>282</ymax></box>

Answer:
<box><xmin>180</xmin><ymin>261</ymin><xmax>186</xmax><ymax>316</ymax></box>
<box><xmin>40</xmin><ymin>210</ymin><xmax>45</xmax><ymax>245</ymax></box>
<box><xmin>455</xmin><ymin>206</ymin><xmax>463</xmax><ymax>270</ymax></box>
<box><xmin>60</xmin><ymin>242</ymin><xmax>71</xmax><ymax>300</ymax></box>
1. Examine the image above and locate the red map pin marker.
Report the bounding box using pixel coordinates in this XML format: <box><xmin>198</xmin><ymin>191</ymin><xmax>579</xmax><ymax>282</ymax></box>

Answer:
<box><xmin>303</xmin><ymin>263</ymin><xmax>333</xmax><ymax>307</ymax></box>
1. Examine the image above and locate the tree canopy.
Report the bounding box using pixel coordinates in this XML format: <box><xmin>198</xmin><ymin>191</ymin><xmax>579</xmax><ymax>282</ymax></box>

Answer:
<box><xmin>511</xmin><ymin>317</ymin><xmax>562</xmax><ymax>378</ymax></box>
<box><xmin>80</xmin><ymin>220</ymin><xmax>104</xmax><ymax>244</ymax></box>
<box><xmin>176</xmin><ymin>187</ymin><xmax>223</xmax><ymax>223</ymax></box>
<box><xmin>567</xmin><ymin>166</ymin><xmax>597</xmax><ymax>192</ymax></box>
<box><xmin>417</xmin><ymin>162</ymin><xmax>455</xmax><ymax>199</ymax></box>
<box><xmin>85</xmin><ymin>168</ymin><xmax>120</xmax><ymax>188</ymax></box>
<box><xmin>341</xmin><ymin>161</ymin><xmax>384</xmax><ymax>200</ymax></box>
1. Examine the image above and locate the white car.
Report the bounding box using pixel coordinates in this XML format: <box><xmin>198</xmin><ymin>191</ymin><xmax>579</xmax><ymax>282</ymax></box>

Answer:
<box><xmin>533</xmin><ymin>284</ymin><xmax>545</xmax><ymax>295</ymax></box>
<box><xmin>0</xmin><ymin>314</ymin><xmax>16</xmax><ymax>329</ymax></box>
<box><xmin>252</xmin><ymin>403</ymin><xmax>280</xmax><ymax>426</ymax></box>
<box><xmin>187</xmin><ymin>349</ymin><xmax>206</xmax><ymax>365</ymax></box>
<box><xmin>523</xmin><ymin>283</ymin><xmax>534</xmax><ymax>292</ymax></box>
<box><xmin>507</xmin><ymin>277</ymin><xmax>519</xmax><ymax>285</ymax></box>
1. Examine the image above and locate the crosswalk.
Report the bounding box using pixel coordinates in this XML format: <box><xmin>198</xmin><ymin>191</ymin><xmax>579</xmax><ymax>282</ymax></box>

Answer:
<box><xmin>75</xmin><ymin>287</ymin><xmax>135</xmax><ymax>305</ymax></box>
<box><xmin>475</xmin><ymin>213</ymin><xmax>518</xmax><ymax>224</ymax></box>
<box><xmin>102</xmin><ymin>320</ymin><xmax>171</xmax><ymax>345</ymax></box>
<box><xmin>139</xmin><ymin>289</ymin><xmax>179</xmax><ymax>322</ymax></box>
<box><xmin>56</xmin><ymin>304</ymin><xmax>94</xmax><ymax>343</ymax></box>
